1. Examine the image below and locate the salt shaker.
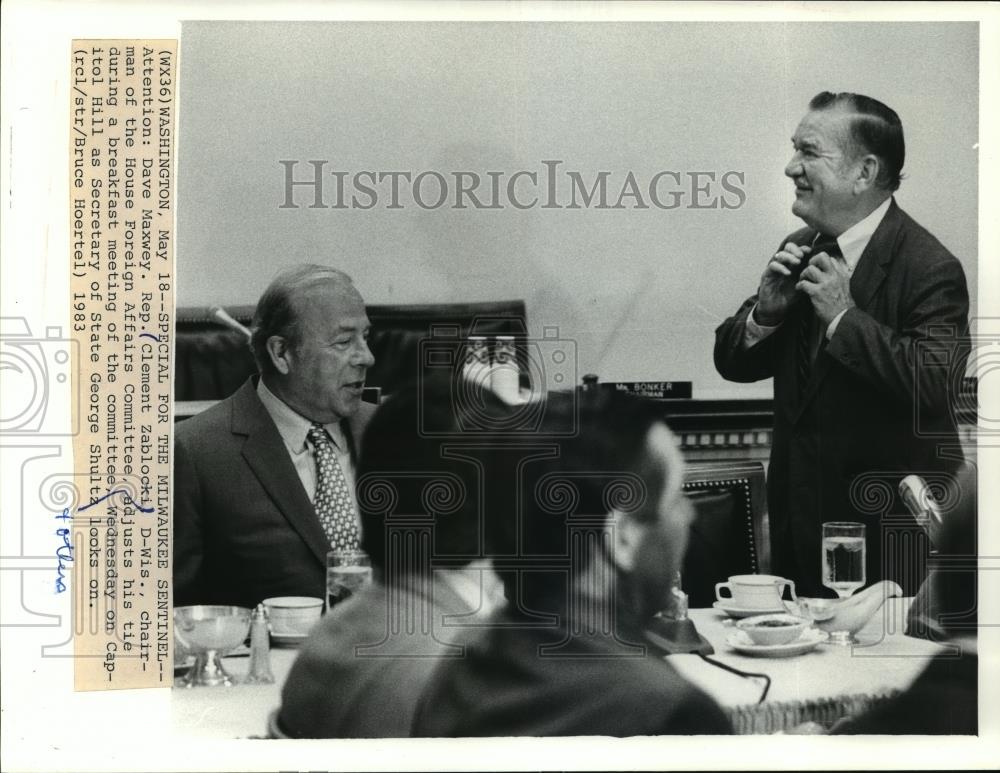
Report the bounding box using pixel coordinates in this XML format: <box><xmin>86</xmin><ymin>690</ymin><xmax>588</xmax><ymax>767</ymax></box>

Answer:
<box><xmin>244</xmin><ymin>603</ymin><xmax>275</xmax><ymax>684</ymax></box>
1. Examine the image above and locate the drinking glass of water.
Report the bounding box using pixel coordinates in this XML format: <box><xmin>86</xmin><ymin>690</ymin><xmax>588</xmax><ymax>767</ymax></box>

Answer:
<box><xmin>821</xmin><ymin>521</ymin><xmax>866</xmax><ymax>644</ymax></box>
<box><xmin>326</xmin><ymin>548</ymin><xmax>372</xmax><ymax>613</ymax></box>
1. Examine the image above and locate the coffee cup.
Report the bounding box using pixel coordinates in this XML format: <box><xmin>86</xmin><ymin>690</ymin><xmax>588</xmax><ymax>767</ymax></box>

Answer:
<box><xmin>262</xmin><ymin>596</ymin><xmax>323</xmax><ymax>636</ymax></box>
<box><xmin>715</xmin><ymin>574</ymin><xmax>797</xmax><ymax>610</ymax></box>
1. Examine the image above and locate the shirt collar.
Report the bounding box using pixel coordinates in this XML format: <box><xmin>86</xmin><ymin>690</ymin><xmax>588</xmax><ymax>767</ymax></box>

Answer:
<box><xmin>833</xmin><ymin>196</ymin><xmax>892</xmax><ymax>272</ymax></box>
<box><xmin>257</xmin><ymin>378</ymin><xmax>347</xmax><ymax>454</ymax></box>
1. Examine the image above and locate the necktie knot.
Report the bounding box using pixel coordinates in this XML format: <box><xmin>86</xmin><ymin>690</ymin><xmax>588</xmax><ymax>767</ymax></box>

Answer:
<box><xmin>307</xmin><ymin>423</ymin><xmax>329</xmax><ymax>447</ymax></box>
<box><xmin>814</xmin><ymin>235</ymin><xmax>842</xmax><ymax>259</ymax></box>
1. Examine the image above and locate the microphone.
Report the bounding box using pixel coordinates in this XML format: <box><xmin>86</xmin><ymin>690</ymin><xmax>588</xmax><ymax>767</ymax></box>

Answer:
<box><xmin>210</xmin><ymin>306</ymin><xmax>252</xmax><ymax>341</ymax></box>
<box><xmin>899</xmin><ymin>475</ymin><xmax>945</xmax><ymax>548</ymax></box>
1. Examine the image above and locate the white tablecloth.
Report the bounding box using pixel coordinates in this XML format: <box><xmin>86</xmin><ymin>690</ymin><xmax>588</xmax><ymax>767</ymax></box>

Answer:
<box><xmin>171</xmin><ymin>597</ymin><xmax>945</xmax><ymax>737</ymax></box>
<box><xmin>673</xmin><ymin>597</ymin><xmax>944</xmax><ymax>707</ymax></box>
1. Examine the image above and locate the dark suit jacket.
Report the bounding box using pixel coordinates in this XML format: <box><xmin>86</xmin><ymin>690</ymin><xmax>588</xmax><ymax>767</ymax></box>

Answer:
<box><xmin>714</xmin><ymin>200</ymin><xmax>969</xmax><ymax>596</ymax></box>
<box><xmin>174</xmin><ymin>377</ymin><xmax>376</xmax><ymax>608</ymax></box>
<box><xmin>277</xmin><ymin>577</ymin><xmax>479</xmax><ymax>738</ymax></box>
<box><xmin>834</xmin><ymin>644</ymin><xmax>977</xmax><ymax>734</ymax></box>
<box><xmin>411</xmin><ymin>609</ymin><xmax>732</xmax><ymax>737</ymax></box>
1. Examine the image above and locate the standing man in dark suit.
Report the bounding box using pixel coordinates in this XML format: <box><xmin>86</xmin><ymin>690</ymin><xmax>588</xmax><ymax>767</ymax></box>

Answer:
<box><xmin>174</xmin><ymin>264</ymin><xmax>376</xmax><ymax>608</ymax></box>
<box><xmin>715</xmin><ymin>92</ymin><xmax>969</xmax><ymax>596</ymax></box>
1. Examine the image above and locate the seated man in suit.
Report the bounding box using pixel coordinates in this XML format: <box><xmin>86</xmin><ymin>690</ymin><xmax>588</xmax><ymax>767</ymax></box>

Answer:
<box><xmin>174</xmin><ymin>264</ymin><xmax>376</xmax><ymax>608</ymax></box>
<box><xmin>412</xmin><ymin>389</ymin><xmax>733</xmax><ymax>737</ymax></box>
<box><xmin>276</xmin><ymin>375</ymin><xmax>507</xmax><ymax>738</ymax></box>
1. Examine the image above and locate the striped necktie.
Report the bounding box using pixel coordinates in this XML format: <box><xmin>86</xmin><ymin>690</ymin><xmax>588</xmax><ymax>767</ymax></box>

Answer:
<box><xmin>796</xmin><ymin>236</ymin><xmax>842</xmax><ymax>398</ymax></box>
<box><xmin>307</xmin><ymin>423</ymin><xmax>360</xmax><ymax>550</ymax></box>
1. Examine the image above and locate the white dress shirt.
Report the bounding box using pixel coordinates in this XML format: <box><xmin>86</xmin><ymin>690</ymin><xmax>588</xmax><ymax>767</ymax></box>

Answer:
<box><xmin>744</xmin><ymin>196</ymin><xmax>893</xmax><ymax>348</ymax></box>
<box><xmin>256</xmin><ymin>379</ymin><xmax>360</xmax><ymax>521</ymax></box>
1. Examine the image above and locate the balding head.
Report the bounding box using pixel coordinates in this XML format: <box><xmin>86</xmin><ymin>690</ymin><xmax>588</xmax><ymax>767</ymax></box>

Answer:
<box><xmin>251</xmin><ymin>264</ymin><xmax>374</xmax><ymax>423</ymax></box>
<box><xmin>251</xmin><ymin>264</ymin><xmax>357</xmax><ymax>377</ymax></box>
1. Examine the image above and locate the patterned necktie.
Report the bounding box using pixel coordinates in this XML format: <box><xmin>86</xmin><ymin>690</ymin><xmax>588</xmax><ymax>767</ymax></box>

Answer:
<box><xmin>797</xmin><ymin>237</ymin><xmax>842</xmax><ymax>398</ymax></box>
<box><xmin>307</xmin><ymin>423</ymin><xmax>360</xmax><ymax>550</ymax></box>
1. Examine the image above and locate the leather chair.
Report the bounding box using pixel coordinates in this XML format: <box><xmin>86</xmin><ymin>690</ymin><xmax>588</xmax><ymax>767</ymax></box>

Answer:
<box><xmin>175</xmin><ymin>300</ymin><xmax>528</xmax><ymax>402</ymax></box>
<box><xmin>681</xmin><ymin>461</ymin><xmax>770</xmax><ymax>607</ymax></box>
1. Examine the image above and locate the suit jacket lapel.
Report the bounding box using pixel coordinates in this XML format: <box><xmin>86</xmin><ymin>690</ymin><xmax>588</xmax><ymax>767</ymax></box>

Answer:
<box><xmin>230</xmin><ymin>379</ymin><xmax>330</xmax><ymax>567</ymax></box>
<box><xmin>850</xmin><ymin>198</ymin><xmax>900</xmax><ymax>313</ymax></box>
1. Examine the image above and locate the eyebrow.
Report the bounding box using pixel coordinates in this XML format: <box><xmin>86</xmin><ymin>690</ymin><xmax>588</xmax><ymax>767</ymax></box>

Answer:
<box><xmin>334</xmin><ymin>321</ymin><xmax>371</xmax><ymax>334</ymax></box>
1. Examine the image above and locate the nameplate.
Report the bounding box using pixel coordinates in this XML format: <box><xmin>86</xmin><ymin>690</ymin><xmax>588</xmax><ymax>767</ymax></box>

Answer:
<box><xmin>603</xmin><ymin>381</ymin><xmax>693</xmax><ymax>399</ymax></box>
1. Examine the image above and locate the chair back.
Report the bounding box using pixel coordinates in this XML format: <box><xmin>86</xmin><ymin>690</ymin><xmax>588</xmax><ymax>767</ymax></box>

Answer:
<box><xmin>681</xmin><ymin>461</ymin><xmax>769</xmax><ymax>607</ymax></box>
<box><xmin>174</xmin><ymin>300</ymin><xmax>528</xmax><ymax>401</ymax></box>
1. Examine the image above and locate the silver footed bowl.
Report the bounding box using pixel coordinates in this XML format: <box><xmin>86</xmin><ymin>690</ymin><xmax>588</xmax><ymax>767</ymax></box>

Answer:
<box><xmin>174</xmin><ymin>605</ymin><xmax>251</xmax><ymax>687</ymax></box>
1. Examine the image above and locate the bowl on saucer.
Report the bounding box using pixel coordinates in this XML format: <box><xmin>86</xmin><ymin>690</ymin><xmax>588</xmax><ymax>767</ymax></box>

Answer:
<box><xmin>726</xmin><ymin>626</ymin><xmax>828</xmax><ymax>657</ymax></box>
<box><xmin>736</xmin><ymin>612</ymin><xmax>810</xmax><ymax>646</ymax></box>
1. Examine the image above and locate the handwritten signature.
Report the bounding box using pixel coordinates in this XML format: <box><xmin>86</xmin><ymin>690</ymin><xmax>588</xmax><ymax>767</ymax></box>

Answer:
<box><xmin>53</xmin><ymin>488</ymin><xmax>153</xmax><ymax>593</ymax></box>
<box><xmin>54</xmin><ymin>509</ymin><xmax>73</xmax><ymax>594</ymax></box>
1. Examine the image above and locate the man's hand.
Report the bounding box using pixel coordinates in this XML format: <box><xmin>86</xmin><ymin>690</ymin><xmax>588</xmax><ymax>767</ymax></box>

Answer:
<box><xmin>796</xmin><ymin>250</ymin><xmax>855</xmax><ymax>327</ymax></box>
<box><xmin>755</xmin><ymin>242</ymin><xmax>811</xmax><ymax>325</ymax></box>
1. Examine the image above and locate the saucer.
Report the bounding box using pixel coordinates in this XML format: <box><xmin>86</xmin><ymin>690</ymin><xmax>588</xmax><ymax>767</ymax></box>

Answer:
<box><xmin>270</xmin><ymin>631</ymin><xmax>309</xmax><ymax>647</ymax></box>
<box><xmin>712</xmin><ymin>600</ymin><xmax>794</xmax><ymax>618</ymax></box>
<box><xmin>726</xmin><ymin>627</ymin><xmax>828</xmax><ymax>657</ymax></box>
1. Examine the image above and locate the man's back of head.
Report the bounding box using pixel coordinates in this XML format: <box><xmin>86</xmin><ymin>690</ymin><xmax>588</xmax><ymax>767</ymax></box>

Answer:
<box><xmin>357</xmin><ymin>374</ymin><xmax>510</xmax><ymax>576</ymax></box>
<box><xmin>277</xmin><ymin>374</ymin><xmax>511</xmax><ymax>739</ymax></box>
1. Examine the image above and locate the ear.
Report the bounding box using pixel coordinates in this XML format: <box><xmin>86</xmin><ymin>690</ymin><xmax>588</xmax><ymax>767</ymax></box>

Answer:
<box><xmin>854</xmin><ymin>154</ymin><xmax>880</xmax><ymax>194</ymax></box>
<box><xmin>611</xmin><ymin>509</ymin><xmax>645</xmax><ymax>572</ymax></box>
<box><xmin>266</xmin><ymin>335</ymin><xmax>293</xmax><ymax>376</ymax></box>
